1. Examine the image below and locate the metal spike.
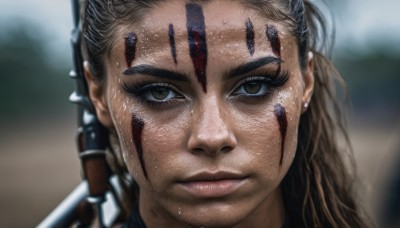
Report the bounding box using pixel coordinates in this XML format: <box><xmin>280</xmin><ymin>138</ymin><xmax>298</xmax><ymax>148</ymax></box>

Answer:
<box><xmin>69</xmin><ymin>70</ymin><xmax>78</xmax><ymax>79</ymax></box>
<box><xmin>69</xmin><ymin>91</ymin><xmax>94</xmax><ymax>111</ymax></box>
<box><xmin>69</xmin><ymin>91</ymin><xmax>84</xmax><ymax>104</ymax></box>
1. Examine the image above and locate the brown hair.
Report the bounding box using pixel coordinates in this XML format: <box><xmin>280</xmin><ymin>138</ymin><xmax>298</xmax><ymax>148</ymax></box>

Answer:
<box><xmin>81</xmin><ymin>0</ymin><xmax>369</xmax><ymax>227</ymax></box>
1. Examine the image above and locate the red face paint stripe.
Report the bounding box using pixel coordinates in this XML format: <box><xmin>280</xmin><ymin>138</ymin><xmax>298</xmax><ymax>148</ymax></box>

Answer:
<box><xmin>169</xmin><ymin>24</ymin><xmax>178</xmax><ymax>65</ymax></box>
<box><xmin>246</xmin><ymin>18</ymin><xmax>255</xmax><ymax>56</ymax></box>
<box><xmin>125</xmin><ymin>32</ymin><xmax>137</xmax><ymax>68</ymax></box>
<box><xmin>274</xmin><ymin>103</ymin><xmax>287</xmax><ymax>165</ymax></box>
<box><xmin>131</xmin><ymin>114</ymin><xmax>147</xmax><ymax>179</ymax></box>
<box><xmin>266</xmin><ymin>25</ymin><xmax>281</xmax><ymax>58</ymax></box>
<box><xmin>186</xmin><ymin>3</ymin><xmax>208</xmax><ymax>93</ymax></box>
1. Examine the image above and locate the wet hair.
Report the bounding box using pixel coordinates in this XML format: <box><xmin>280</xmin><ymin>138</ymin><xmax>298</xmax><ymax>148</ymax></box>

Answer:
<box><xmin>81</xmin><ymin>0</ymin><xmax>369</xmax><ymax>227</ymax></box>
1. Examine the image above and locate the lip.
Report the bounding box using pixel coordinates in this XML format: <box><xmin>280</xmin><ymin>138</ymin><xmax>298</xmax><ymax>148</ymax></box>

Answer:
<box><xmin>177</xmin><ymin>171</ymin><xmax>248</xmax><ymax>198</ymax></box>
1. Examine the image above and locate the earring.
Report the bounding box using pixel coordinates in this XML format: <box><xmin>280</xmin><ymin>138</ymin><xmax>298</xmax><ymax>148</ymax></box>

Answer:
<box><xmin>303</xmin><ymin>102</ymin><xmax>309</xmax><ymax>112</ymax></box>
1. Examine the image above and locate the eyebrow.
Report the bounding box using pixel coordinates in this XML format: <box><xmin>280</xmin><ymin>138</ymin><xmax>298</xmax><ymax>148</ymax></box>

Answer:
<box><xmin>123</xmin><ymin>65</ymin><xmax>190</xmax><ymax>82</ymax></box>
<box><xmin>225</xmin><ymin>56</ymin><xmax>281</xmax><ymax>79</ymax></box>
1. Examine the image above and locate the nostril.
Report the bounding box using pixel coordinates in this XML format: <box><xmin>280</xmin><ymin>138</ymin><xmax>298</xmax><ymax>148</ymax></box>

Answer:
<box><xmin>190</xmin><ymin>145</ymin><xmax>233</xmax><ymax>155</ymax></box>
<box><xmin>219</xmin><ymin>145</ymin><xmax>234</xmax><ymax>154</ymax></box>
<box><xmin>192</xmin><ymin>147</ymin><xmax>206</xmax><ymax>154</ymax></box>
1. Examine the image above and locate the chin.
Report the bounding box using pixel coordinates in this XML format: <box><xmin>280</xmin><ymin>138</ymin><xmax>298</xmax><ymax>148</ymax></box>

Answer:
<box><xmin>177</xmin><ymin>202</ymin><xmax>249</xmax><ymax>228</ymax></box>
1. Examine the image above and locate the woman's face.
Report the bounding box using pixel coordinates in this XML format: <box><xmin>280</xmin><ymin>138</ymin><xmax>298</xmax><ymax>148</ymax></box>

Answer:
<box><xmin>87</xmin><ymin>0</ymin><xmax>314</xmax><ymax>226</ymax></box>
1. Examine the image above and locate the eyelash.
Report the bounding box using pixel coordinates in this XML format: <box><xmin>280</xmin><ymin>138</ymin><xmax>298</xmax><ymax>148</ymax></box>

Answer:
<box><xmin>122</xmin><ymin>81</ymin><xmax>184</xmax><ymax>107</ymax></box>
<box><xmin>121</xmin><ymin>71</ymin><xmax>289</xmax><ymax>106</ymax></box>
<box><xmin>231</xmin><ymin>70</ymin><xmax>289</xmax><ymax>100</ymax></box>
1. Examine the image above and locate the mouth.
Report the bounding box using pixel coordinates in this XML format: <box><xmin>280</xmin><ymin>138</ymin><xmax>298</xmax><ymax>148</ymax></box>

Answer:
<box><xmin>177</xmin><ymin>171</ymin><xmax>248</xmax><ymax>198</ymax></box>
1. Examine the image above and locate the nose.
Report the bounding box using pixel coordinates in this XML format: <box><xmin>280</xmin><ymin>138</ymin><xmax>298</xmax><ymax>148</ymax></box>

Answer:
<box><xmin>187</xmin><ymin>98</ymin><xmax>237</xmax><ymax>155</ymax></box>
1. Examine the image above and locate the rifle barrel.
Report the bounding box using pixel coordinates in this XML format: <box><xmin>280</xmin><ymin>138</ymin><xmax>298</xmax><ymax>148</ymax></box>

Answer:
<box><xmin>38</xmin><ymin>182</ymin><xmax>88</xmax><ymax>227</ymax></box>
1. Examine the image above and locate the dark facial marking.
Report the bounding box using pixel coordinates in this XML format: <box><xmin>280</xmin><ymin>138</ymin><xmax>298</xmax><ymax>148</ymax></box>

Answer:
<box><xmin>131</xmin><ymin>114</ymin><xmax>147</xmax><ymax>179</ymax></box>
<box><xmin>186</xmin><ymin>3</ymin><xmax>208</xmax><ymax>92</ymax></box>
<box><xmin>169</xmin><ymin>24</ymin><xmax>178</xmax><ymax>65</ymax></box>
<box><xmin>266</xmin><ymin>25</ymin><xmax>281</xmax><ymax>58</ymax></box>
<box><xmin>125</xmin><ymin>32</ymin><xmax>137</xmax><ymax>68</ymax></box>
<box><xmin>274</xmin><ymin>103</ymin><xmax>287</xmax><ymax>165</ymax></box>
<box><xmin>245</xmin><ymin>18</ymin><xmax>255</xmax><ymax>56</ymax></box>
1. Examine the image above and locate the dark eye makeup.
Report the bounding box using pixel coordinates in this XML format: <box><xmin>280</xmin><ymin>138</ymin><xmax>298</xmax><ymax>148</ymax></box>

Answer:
<box><xmin>122</xmin><ymin>81</ymin><xmax>185</xmax><ymax>107</ymax></box>
<box><xmin>230</xmin><ymin>70</ymin><xmax>289</xmax><ymax>101</ymax></box>
<box><xmin>121</xmin><ymin>69</ymin><xmax>288</xmax><ymax>107</ymax></box>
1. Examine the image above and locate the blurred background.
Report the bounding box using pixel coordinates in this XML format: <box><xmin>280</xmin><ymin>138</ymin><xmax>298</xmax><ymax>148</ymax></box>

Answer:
<box><xmin>0</xmin><ymin>0</ymin><xmax>399</xmax><ymax>227</ymax></box>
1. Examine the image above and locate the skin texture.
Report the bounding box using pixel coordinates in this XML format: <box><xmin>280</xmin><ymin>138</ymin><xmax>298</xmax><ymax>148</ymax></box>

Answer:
<box><xmin>85</xmin><ymin>0</ymin><xmax>314</xmax><ymax>227</ymax></box>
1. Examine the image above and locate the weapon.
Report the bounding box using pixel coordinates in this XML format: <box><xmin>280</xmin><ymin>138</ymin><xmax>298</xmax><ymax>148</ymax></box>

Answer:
<box><xmin>38</xmin><ymin>0</ymin><xmax>123</xmax><ymax>226</ymax></box>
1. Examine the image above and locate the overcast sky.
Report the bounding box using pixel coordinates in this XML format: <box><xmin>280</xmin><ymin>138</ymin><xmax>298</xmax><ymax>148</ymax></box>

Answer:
<box><xmin>0</xmin><ymin>0</ymin><xmax>399</xmax><ymax>57</ymax></box>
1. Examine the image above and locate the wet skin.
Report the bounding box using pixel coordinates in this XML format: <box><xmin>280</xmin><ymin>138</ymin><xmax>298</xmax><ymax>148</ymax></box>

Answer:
<box><xmin>85</xmin><ymin>0</ymin><xmax>314</xmax><ymax>227</ymax></box>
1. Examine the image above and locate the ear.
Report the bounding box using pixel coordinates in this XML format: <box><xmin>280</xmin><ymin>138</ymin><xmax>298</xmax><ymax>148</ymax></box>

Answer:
<box><xmin>301</xmin><ymin>51</ymin><xmax>315</xmax><ymax>113</ymax></box>
<box><xmin>84</xmin><ymin>61</ymin><xmax>114</xmax><ymax>128</ymax></box>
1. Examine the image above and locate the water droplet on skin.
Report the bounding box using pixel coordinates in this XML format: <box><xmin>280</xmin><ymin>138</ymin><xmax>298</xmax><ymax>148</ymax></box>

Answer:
<box><xmin>289</xmin><ymin>86</ymin><xmax>292</xmax><ymax>91</ymax></box>
<box><xmin>178</xmin><ymin>208</ymin><xmax>181</xmax><ymax>215</ymax></box>
<box><xmin>223</xmin><ymin>20</ymin><xmax>228</xmax><ymax>24</ymax></box>
<box><xmin>116</xmin><ymin>62</ymin><xmax>120</xmax><ymax>66</ymax></box>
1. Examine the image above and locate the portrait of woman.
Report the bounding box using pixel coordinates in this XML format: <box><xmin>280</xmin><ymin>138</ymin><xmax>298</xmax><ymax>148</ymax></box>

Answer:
<box><xmin>48</xmin><ymin>0</ymin><xmax>370</xmax><ymax>227</ymax></box>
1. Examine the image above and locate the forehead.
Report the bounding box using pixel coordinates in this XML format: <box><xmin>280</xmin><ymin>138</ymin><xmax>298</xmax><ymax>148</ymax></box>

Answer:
<box><xmin>110</xmin><ymin>0</ymin><xmax>294</xmax><ymax>64</ymax></box>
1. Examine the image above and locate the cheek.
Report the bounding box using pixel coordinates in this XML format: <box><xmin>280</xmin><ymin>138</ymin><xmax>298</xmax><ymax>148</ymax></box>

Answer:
<box><xmin>233</xmin><ymin>94</ymin><xmax>301</xmax><ymax>178</ymax></box>
<box><xmin>107</xmin><ymin>84</ymin><xmax>143</xmax><ymax>178</ymax></box>
<box><xmin>141</xmin><ymin>117</ymin><xmax>189</xmax><ymax>176</ymax></box>
<box><xmin>275</xmin><ymin>86</ymin><xmax>303</xmax><ymax>168</ymax></box>
<box><xmin>231</xmin><ymin>108</ymin><xmax>281</xmax><ymax>179</ymax></box>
